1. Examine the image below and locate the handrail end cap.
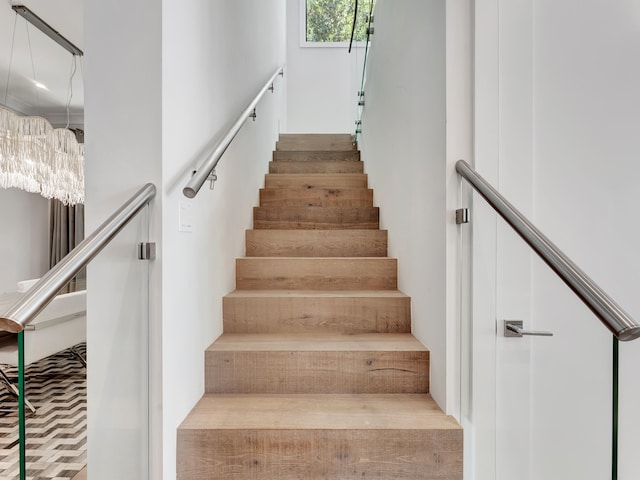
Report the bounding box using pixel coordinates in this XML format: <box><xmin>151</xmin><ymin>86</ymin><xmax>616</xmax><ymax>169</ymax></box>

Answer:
<box><xmin>183</xmin><ymin>187</ymin><xmax>196</xmax><ymax>199</ymax></box>
<box><xmin>0</xmin><ymin>317</ymin><xmax>24</xmax><ymax>334</ymax></box>
<box><xmin>617</xmin><ymin>325</ymin><xmax>640</xmax><ymax>342</ymax></box>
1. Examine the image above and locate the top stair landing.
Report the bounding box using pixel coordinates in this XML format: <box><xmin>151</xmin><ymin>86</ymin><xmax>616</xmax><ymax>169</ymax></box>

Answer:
<box><xmin>276</xmin><ymin>133</ymin><xmax>358</xmax><ymax>151</ymax></box>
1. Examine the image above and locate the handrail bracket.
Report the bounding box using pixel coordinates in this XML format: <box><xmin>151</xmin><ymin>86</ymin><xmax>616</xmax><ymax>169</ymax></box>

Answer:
<box><xmin>208</xmin><ymin>169</ymin><xmax>218</xmax><ymax>190</ymax></box>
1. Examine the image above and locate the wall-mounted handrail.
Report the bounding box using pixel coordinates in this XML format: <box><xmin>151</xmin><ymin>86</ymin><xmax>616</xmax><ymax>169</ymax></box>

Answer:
<box><xmin>183</xmin><ymin>65</ymin><xmax>285</xmax><ymax>199</ymax></box>
<box><xmin>0</xmin><ymin>183</ymin><xmax>156</xmax><ymax>333</ymax></box>
<box><xmin>456</xmin><ymin>159</ymin><xmax>640</xmax><ymax>341</ymax></box>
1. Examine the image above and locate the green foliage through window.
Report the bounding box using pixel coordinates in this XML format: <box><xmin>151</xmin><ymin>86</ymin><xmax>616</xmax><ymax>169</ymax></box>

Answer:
<box><xmin>306</xmin><ymin>0</ymin><xmax>375</xmax><ymax>43</ymax></box>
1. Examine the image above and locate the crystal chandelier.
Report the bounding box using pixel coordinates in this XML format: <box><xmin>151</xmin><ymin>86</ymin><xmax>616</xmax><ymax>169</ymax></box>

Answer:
<box><xmin>0</xmin><ymin>105</ymin><xmax>84</xmax><ymax>205</ymax></box>
<box><xmin>0</xmin><ymin>5</ymin><xmax>84</xmax><ymax>206</ymax></box>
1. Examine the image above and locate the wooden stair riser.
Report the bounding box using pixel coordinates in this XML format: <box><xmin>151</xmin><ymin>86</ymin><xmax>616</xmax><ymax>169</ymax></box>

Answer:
<box><xmin>273</xmin><ymin>150</ymin><xmax>361</xmax><ymax>161</ymax></box>
<box><xmin>254</xmin><ymin>207</ymin><xmax>379</xmax><ymax>229</ymax></box>
<box><xmin>205</xmin><ymin>350</ymin><xmax>428</xmax><ymax>394</ymax></box>
<box><xmin>279</xmin><ymin>133</ymin><xmax>354</xmax><ymax>142</ymax></box>
<box><xmin>259</xmin><ymin>188</ymin><xmax>373</xmax><ymax>208</ymax></box>
<box><xmin>245</xmin><ymin>230</ymin><xmax>388</xmax><ymax>257</ymax></box>
<box><xmin>177</xmin><ymin>428</ymin><xmax>462</xmax><ymax>480</ymax></box>
<box><xmin>264</xmin><ymin>173</ymin><xmax>368</xmax><ymax>189</ymax></box>
<box><xmin>223</xmin><ymin>293</ymin><xmax>411</xmax><ymax>334</ymax></box>
<box><xmin>277</xmin><ymin>134</ymin><xmax>356</xmax><ymax>151</ymax></box>
<box><xmin>236</xmin><ymin>257</ymin><xmax>397</xmax><ymax>290</ymax></box>
<box><xmin>269</xmin><ymin>160</ymin><xmax>364</xmax><ymax>174</ymax></box>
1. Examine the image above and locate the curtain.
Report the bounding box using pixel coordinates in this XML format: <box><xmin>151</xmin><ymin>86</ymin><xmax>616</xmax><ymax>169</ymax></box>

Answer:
<box><xmin>49</xmin><ymin>199</ymin><xmax>85</xmax><ymax>291</ymax></box>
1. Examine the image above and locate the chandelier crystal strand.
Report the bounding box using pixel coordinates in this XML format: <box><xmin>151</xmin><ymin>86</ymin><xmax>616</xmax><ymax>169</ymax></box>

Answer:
<box><xmin>0</xmin><ymin>106</ymin><xmax>84</xmax><ymax>205</ymax></box>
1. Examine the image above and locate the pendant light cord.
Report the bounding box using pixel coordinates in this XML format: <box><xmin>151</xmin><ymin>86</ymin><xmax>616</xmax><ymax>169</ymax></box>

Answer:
<box><xmin>65</xmin><ymin>55</ymin><xmax>78</xmax><ymax>129</ymax></box>
<box><xmin>25</xmin><ymin>22</ymin><xmax>40</xmax><ymax>107</ymax></box>
<box><xmin>3</xmin><ymin>13</ymin><xmax>18</xmax><ymax>106</ymax></box>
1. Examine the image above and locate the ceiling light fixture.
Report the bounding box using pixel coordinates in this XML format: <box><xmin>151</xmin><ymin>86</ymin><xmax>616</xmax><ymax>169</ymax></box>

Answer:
<box><xmin>11</xmin><ymin>5</ymin><xmax>83</xmax><ymax>57</ymax></box>
<box><xmin>0</xmin><ymin>106</ymin><xmax>84</xmax><ymax>205</ymax></box>
<box><xmin>0</xmin><ymin>6</ymin><xmax>84</xmax><ymax>205</ymax></box>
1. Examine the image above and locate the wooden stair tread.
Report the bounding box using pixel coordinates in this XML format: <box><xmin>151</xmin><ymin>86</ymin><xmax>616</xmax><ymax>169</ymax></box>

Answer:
<box><xmin>179</xmin><ymin>394</ymin><xmax>459</xmax><ymax>431</ymax></box>
<box><xmin>246</xmin><ymin>229</ymin><xmax>387</xmax><ymax>257</ymax></box>
<box><xmin>279</xmin><ymin>133</ymin><xmax>353</xmax><ymax>142</ymax></box>
<box><xmin>224</xmin><ymin>289</ymin><xmax>409</xmax><ymax>299</ymax></box>
<box><xmin>254</xmin><ymin>206</ymin><xmax>379</xmax><ymax>229</ymax></box>
<box><xmin>223</xmin><ymin>289</ymin><xmax>411</xmax><ymax>334</ymax></box>
<box><xmin>277</xmin><ymin>134</ymin><xmax>356</xmax><ymax>151</ymax></box>
<box><xmin>207</xmin><ymin>333</ymin><xmax>427</xmax><ymax>352</ymax></box>
<box><xmin>236</xmin><ymin>257</ymin><xmax>397</xmax><ymax>290</ymax></box>
<box><xmin>259</xmin><ymin>188</ymin><xmax>374</xmax><ymax>208</ymax></box>
<box><xmin>273</xmin><ymin>150</ymin><xmax>361</xmax><ymax>162</ymax></box>
<box><xmin>264</xmin><ymin>173</ymin><xmax>367</xmax><ymax>188</ymax></box>
<box><xmin>206</xmin><ymin>333</ymin><xmax>428</xmax><ymax>394</ymax></box>
<box><xmin>269</xmin><ymin>160</ymin><xmax>364</xmax><ymax>173</ymax></box>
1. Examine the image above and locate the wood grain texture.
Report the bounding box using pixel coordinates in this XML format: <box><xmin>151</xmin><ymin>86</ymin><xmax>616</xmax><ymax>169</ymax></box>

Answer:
<box><xmin>277</xmin><ymin>134</ymin><xmax>356</xmax><ymax>151</ymax></box>
<box><xmin>269</xmin><ymin>160</ymin><xmax>364</xmax><ymax>174</ymax></box>
<box><xmin>177</xmin><ymin>135</ymin><xmax>464</xmax><ymax>479</ymax></box>
<box><xmin>236</xmin><ymin>257</ymin><xmax>397</xmax><ymax>290</ymax></box>
<box><xmin>273</xmin><ymin>150</ymin><xmax>361</xmax><ymax>161</ymax></box>
<box><xmin>279</xmin><ymin>133</ymin><xmax>354</xmax><ymax>142</ymax></box>
<box><xmin>264</xmin><ymin>173</ymin><xmax>368</xmax><ymax>189</ymax></box>
<box><xmin>178</xmin><ymin>428</ymin><xmax>462</xmax><ymax>480</ymax></box>
<box><xmin>259</xmin><ymin>188</ymin><xmax>373</xmax><ymax>208</ymax></box>
<box><xmin>206</xmin><ymin>350</ymin><xmax>427</xmax><ymax>394</ymax></box>
<box><xmin>254</xmin><ymin>206</ymin><xmax>379</xmax><ymax>229</ymax></box>
<box><xmin>205</xmin><ymin>333</ymin><xmax>428</xmax><ymax>394</ymax></box>
<box><xmin>223</xmin><ymin>289</ymin><xmax>410</xmax><ymax>333</ymax></box>
<box><xmin>245</xmin><ymin>230</ymin><xmax>388</xmax><ymax>257</ymax></box>
<box><xmin>180</xmin><ymin>394</ymin><xmax>458</xmax><ymax>430</ymax></box>
<box><xmin>209</xmin><ymin>333</ymin><xmax>426</xmax><ymax>351</ymax></box>
<box><xmin>177</xmin><ymin>395</ymin><xmax>461</xmax><ymax>480</ymax></box>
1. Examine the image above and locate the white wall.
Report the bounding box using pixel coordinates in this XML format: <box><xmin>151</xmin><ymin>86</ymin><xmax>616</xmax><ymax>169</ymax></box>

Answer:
<box><xmin>161</xmin><ymin>1</ymin><xmax>286</xmax><ymax>479</ymax></box>
<box><xmin>359</xmin><ymin>0</ymin><xmax>447</xmax><ymax>409</ymax></box>
<box><xmin>85</xmin><ymin>1</ymin><xmax>286</xmax><ymax>479</ymax></box>
<box><xmin>531</xmin><ymin>2</ymin><xmax>640</xmax><ymax>477</ymax></box>
<box><xmin>285</xmin><ymin>0</ymin><xmax>364</xmax><ymax>133</ymax></box>
<box><xmin>84</xmin><ymin>1</ymin><xmax>162</xmax><ymax>478</ymax></box>
<box><xmin>0</xmin><ymin>189</ymin><xmax>48</xmax><ymax>293</ymax></box>
<box><xmin>470</xmin><ymin>0</ymin><xmax>640</xmax><ymax>478</ymax></box>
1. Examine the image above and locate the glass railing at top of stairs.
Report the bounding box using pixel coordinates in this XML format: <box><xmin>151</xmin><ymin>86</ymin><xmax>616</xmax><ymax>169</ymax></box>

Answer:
<box><xmin>0</xmin><ymin>184</ymin><xmax>155</xmax><ymax>480</ymax></box>
<box><xmin>456</xmin><ymin>160</ymin><xmax>640</xmax><ymax>480</ymax></box>
<box><xmin>348</xmin><ymin>0</ymin><xmax>375</xmax><ymax>144</ymax></box>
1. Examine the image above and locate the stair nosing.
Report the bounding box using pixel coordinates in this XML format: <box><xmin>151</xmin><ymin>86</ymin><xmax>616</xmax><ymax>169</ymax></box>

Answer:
<box><xmin>179</xmin><ymin>394</ymin><xmax>460</xmax><ymax>431</ymax></box>
<box><xmin>207</xmin><ymin>333</ymin><xmax>427</xmax><ymax>352</ymax></box>
<box><xmin>224</xmin><ymin>289</ymin><xmax>409</xmax><ymax>298</ymax></box>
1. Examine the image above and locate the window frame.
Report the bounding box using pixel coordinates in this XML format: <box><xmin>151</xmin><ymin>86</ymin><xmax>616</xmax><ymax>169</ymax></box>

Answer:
<box><xmin>299</xmin><ymin>0</ymin><xmax>371</xmax><ymax>49</ymax></box>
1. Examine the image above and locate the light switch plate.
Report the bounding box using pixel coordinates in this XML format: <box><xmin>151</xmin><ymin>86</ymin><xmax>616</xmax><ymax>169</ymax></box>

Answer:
<box><xmin>179</xmin><ymin>200</ymin><xmax>193</xmax><ymax>233</ymax></box>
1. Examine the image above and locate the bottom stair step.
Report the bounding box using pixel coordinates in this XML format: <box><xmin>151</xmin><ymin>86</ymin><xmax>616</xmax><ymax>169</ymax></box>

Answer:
<box><xmin>177</xmin><ymin>394</ymin><xmax>463</xmax><ymax>480</ymax></box>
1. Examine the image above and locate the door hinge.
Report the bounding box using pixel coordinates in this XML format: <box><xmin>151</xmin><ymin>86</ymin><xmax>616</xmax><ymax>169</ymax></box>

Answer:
<box><xmin>138</xmin><ymin>242</ymin><xmax>156</xmax><ymax>260</ymax></box>
<box><xmin>455</xmin><ymin>208</ymin><xmax>469</xmax><ymax>224</ymax></box>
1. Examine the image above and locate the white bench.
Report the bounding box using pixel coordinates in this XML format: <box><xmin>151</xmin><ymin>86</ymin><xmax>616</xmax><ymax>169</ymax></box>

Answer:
<box><xmin>0</xmin><ymin>285</ymin><xmax>86</xmax><ymax>413</ymax></box>
<box><xmin>0</xmin><ymin>288</ymin><xmax>86</xmax><ymax>365</ymax></box>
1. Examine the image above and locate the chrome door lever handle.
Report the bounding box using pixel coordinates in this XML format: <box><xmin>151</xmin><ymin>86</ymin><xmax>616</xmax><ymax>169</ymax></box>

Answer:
<box><xmin>504</xmin><ymin>320</ymin><xmax>553</xmax><ymax>337</ymax></box>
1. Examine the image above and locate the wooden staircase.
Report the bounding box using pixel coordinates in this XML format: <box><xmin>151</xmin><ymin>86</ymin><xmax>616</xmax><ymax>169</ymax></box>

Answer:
<box><xmin>177</xmin><ymin>134</ymin><xmax>462</xmax><ymax>479</ymax></box>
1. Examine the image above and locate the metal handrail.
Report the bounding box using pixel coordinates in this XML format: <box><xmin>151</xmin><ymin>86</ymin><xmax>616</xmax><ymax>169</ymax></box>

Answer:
<box><xmin>456</xmin><ymin>159</ymin><xmax>640</xmax><ymax>341</ymax></box>
<box><xmin>183</xmin><ymin>65</ymin><xmax>285</xmax><ymax>198</ymax></box>
<box><xmin>0</xmin><ymin>183</ymin><xmax>156</xmax><ymax>333</ymax></box>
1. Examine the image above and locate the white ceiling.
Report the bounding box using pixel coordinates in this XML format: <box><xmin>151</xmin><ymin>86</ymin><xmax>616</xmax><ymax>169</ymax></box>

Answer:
<box><xmin>0</xmin><ymin>0</ymin><xmax>83</xmax><ymax>127</ymax></box>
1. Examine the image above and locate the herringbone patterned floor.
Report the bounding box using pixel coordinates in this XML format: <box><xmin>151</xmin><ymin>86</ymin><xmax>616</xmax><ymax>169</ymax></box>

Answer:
<box><xmin>0</xmin><ymin>344</ymin><xmax>86</xmax><ymax>480</ymax></box>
